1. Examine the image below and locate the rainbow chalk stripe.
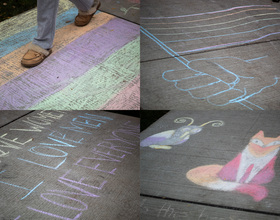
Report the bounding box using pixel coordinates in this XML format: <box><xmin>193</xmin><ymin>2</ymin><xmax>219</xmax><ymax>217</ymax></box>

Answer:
<box><xmin>0</xmin><ymin>0</ymin><xmax>140</xmax><ymax>110</ymax></box>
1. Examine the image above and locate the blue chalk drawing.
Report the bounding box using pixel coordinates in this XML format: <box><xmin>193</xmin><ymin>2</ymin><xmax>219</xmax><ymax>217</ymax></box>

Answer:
<box><xmin>141</xmin><ymin>5</ymin><xmax>280</xmax><ymax>110</ymax></box>
<box><xmin>0</xmin><ymin>170</ymin><xmax>43</xmax><ymax>200</ymax></box>
<box><xmin>28</xmin><ymin>146</ymin><xmax>68</xmax><ymax>157</ymax></box>
<box><xmin>40</xmin><ymin>137</ymin><xmax>78</xmax><ymax>148</ymax></box>
<box><xmin>17</xmin><ymin>157</ymin><xmax>66</xmax><ymax>170</ymax></box>
<box><xmin>141</xmin><ymin>27</ymin><xmax>280</xmax><ymax>110</ymax></box>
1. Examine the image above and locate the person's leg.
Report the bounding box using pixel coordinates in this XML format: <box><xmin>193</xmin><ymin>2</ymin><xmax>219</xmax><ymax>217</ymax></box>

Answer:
<box><xmin>21</xmin><ymin>0</ymin><xmax>59</xmax><ymax>67</ymax></box>
<box><xmin>33</xmin><ymin>0</ymin><xmax>60</xmax><ymax>50</ymax></box>
<box><xmin>70</xmin><ymin>0</ymin><xmax>101</xmax><ymax>26</ymax></box>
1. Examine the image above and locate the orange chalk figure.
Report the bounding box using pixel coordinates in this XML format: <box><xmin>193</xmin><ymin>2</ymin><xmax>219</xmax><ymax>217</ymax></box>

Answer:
<box><xmin>187</xmin><ymin>131</ymin><xmax>280</xmax><ymax>201</ymax></box>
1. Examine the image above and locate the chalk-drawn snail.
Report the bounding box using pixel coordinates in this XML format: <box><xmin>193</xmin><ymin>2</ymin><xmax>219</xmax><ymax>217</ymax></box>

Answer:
<box><xmin>140</xmin><ymin>117</ymin><xmax>224</xmax><ymax>149</ymax></box>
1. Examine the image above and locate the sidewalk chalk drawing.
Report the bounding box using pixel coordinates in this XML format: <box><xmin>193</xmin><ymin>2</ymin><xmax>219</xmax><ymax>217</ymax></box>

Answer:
<box><xmin>120</xmin><ymin>5</ymin><xmax>139</xmax><ymax>15</ymax></box>
<box><xmin>120</xmin><ymin>0</ymin><xmax>139</xmax><ymax>16</ymax></box>
<box><xmin>0</xmin><ymin>111</ymin><xmax>139</xmax><ymax>219</ymax></box>
<box><xmin>187</xmin><ymin>131</ymin><xmax>280</xmax><ymax>201</ymax></box>
<box><xmin>141</xmin><ymin>5</ymin><xmax>280</xmax><ymax>110</ymax></box>
<box><xmin>0</xmin><ymin>2</ymin><xmax>140</xmax><ymax>110</ymax></box>
<box><xmin>140</xmin><ymin>117</ymin><xmax>224</xmax><ymax>149</ymax></box>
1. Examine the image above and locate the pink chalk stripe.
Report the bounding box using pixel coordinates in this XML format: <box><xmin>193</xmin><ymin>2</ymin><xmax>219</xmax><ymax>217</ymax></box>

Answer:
<box><xmin>100</xmin><ymin>75</ymin><xmax>140</xmax><ymax>110</ymax></box>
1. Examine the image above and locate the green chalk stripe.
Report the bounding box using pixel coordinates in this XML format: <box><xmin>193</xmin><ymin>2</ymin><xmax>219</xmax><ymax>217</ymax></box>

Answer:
<box><xmin>31</xmin><ymin>37</ymin><xmax>140</xmax><ymax>110</ymax></box>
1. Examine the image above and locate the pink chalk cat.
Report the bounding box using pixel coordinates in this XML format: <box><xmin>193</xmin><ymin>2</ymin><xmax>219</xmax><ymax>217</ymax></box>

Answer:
<box><xmin>187</xmin><ymin>131</ymin><xmax>280</xmax><ymax>201</ymax></box>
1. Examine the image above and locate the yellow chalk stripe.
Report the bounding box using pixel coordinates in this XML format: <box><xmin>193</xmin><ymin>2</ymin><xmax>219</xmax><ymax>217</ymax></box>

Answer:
<box><xmin>149</xmin><ymin>145</ymin><xmax>172</xmax><ymax>150</ymax></box>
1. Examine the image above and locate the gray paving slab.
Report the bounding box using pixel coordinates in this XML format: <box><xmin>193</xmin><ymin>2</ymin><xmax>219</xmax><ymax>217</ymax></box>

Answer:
<box><xmin>0</xmin><ymin>110</ymin><xmax>139</xmax><ymax>220</ymax></box>
<box><xmin>100</xmin><ymin>0</ymin><xmax>140</xmax><ymax>23</ymax></box>
<box><xmin>0</xmin><ymin>111</ymin><xmax>32</xmax><ymax>127</ymax></box>
<box><xmin>141</xmin><ymin>196</ymin><xmax>280</xmax><ymax>220</ymax></box>
<box><xmin>141</xmin><ymin>41</ymin><xmax>280</xmax><ymax>110</ymax></box>
<box><xmin>140</xmin><ymin>110</ymin><xmax>280</xmax><ymax>214</ymax></box>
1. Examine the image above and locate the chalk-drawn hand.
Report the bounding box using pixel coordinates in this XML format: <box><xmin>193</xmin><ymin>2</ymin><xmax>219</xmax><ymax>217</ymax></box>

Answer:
<box><xmin>163</xmin><ymin>57</ymin><xmax>279</xmax><ymax>107</ymax></box>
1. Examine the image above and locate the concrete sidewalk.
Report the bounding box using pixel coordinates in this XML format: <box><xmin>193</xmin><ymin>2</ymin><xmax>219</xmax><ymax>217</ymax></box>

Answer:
<box><xmin>140</xmin><ymin>110</ymin><xmax>280</xmax><ymax>219</ymax></box>
<box><xmin>0</xmin><ymin>0</ymin><xmax>140</xmax><ymax>110</ymax></box>
<box><xmin>0</xmin><ymin>110</ymin><xmax>139</xmax><ymax>219</ymax></box>
<box><xmin>141</xmin><ymin>0</ymin><xmax>280</xmax><ymax>110</ymax></box>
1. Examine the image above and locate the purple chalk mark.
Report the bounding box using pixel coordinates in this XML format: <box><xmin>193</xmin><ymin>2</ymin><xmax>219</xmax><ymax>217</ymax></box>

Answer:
<box><xmin>58</xmin><ymin>179</ymin><xmax>100</xmax><ymax>198</ymax></box>
<box><xmin>92</xmin><ymin>147</ymin><xmax>126</xmax><ymax>159</ymax></box>
<box><xmin>113</xmin><ymin>130</ymin><xmax>139</xmax><ymax>143</ymax></box>
<box><xmin>140</xmin><ymin>136</ymin><xmax>167</xmax><ymax>147</ymax></box>
<box><xmin>48</xmin><ymin>189</ymin><xmax>99</xmax><ymax>197</ymax></box>
<box><xmin>141</xmin><ymin>5</ymin><xmax>273</xmax><ymax>19</ymax></box>
<box><xmin>60</xmin><ymin>169</ymin><xmax>107</xmax><ymax>190</ymax></box>
<box><xmin>90</xmin><ymin>151</ymin><xmax>121</xmax><ymax>162</ymax></box>
<box><xmin>0</xmin><ymin>18</ymin><xmax>139</xmax><ymax>109</ymax></box>
<box><xmin>97</xmin><ymin>141</ymin><xmax>133</xmax><ymax>154</ymax></box>
<box><xmin>14</xmin><ymin>216</ymin><xmax>21</xmax><ymax>220</ymax></box>
<box><xmin>28</xmin><ymin>207</ymin><xmax>83</xmax><ymax>220</ymax></box>
<box><xmin>41</xmin><ymin>193</ymin><xmax>88</xmax><ymax>211</ymax></box>
<box><xmin>75</xmin><ymin>158</ymin><xmax>117</xmax><ymax>174</ymax></box>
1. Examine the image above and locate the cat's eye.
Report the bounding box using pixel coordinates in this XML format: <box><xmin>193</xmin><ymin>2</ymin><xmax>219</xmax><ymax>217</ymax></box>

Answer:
<box><xmin>266</xmin><ymin>141</ymin><xmax>280</xmax><ymax>147</ymax></box>
<box><xmin>251</xmin><ymin>138</ymin><xmax>264</xmax><ymax>147</ymax></box>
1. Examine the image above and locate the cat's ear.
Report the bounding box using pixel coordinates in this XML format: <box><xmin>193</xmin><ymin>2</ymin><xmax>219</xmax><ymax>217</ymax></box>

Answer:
<box><xmin>255</xmin><ymin>130</ymin><xmax>264</xmax><ymax>137</ymax></box>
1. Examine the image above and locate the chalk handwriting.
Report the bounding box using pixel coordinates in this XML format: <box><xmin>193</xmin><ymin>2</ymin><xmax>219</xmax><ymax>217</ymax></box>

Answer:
<box><xmin>49</xmin><ymin>131</ymin><xmax>84</xmax><ymax>144</ymax></box>
<box><xmin>26</xmin><ymin>120</ymin><xmax>139</xmax><ymax>219</ymax></box>
<box><xmin>0</xmin><ymin>133</ymin><xmax>32</xmax><ymax>146</ymax></box>
<box><xmin>61</xmin><ymin>113</ymin><xmax>113</xmax><ymax>135</ymax></box>
<box><xmin>1</xmin><ymin>112</ymin><xmax>138</xmax><ymax>219</ymax></box>
<box><xmin>17</xmin><ymin>157</ymin><xmax>67</xmax><ymax>170</ymax></box>
<box><xmin>141</xmin><ymin>201</ymin><xmax>246</xmax><ymax>219</ymax></box>
<box><xmin>27</xmin><ymin>206</ymin><xmax>83</xmax><ymax>220</ymax></box>
<box><xmin>16</xmin><ymin>113</ymin><xmax>113</xmax><ymax>170</ymax></box>
<box><xmin>10</xmin><ymin>111</ymin><xmax>65</xmax><ymax>132</ymax></box>
<box><xmin>40</xmin><ymin>137</ymin><xmax>78</xmax><ymax>148</ymax></box>
<box><xmin>0</xmin><ymin>170</ymin><xmax>43</xmax><ymax>200</ymax></box>
<box><xmin>120</xmin><ymin>4</ymin><xmax>139</xmax><ymax>15</ymax></box>
<box><xmin>0</xmin><ymin>133</ymin><xmax>32</xmax><ymax>162</ymax></box>
<box><xmin>75</xmin><ymin>158</ymin><xmax>117</xmax><ymax>175</ymax></box>
<box><xmin>17</xmin><ymin>134</ymin><xmax>75</xmax><ymax>170</ymax></box>
<box><xmin>157</xmin><ymin>203</ymin><xmax>189</xmax><ymax>218</ymax></box>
